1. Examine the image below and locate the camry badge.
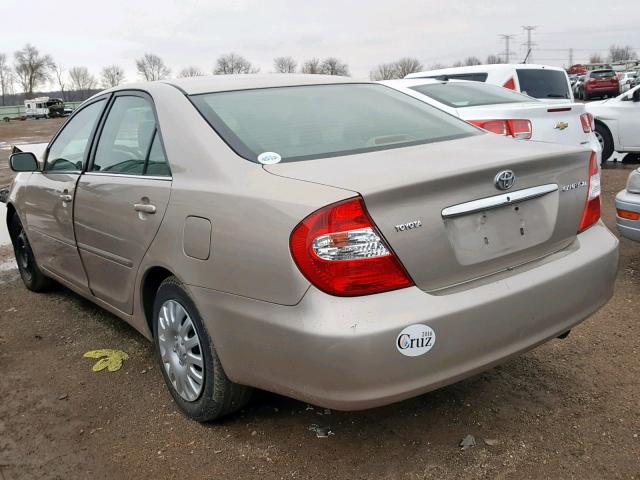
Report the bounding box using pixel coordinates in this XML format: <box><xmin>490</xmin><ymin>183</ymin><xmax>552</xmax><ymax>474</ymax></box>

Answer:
<box><xmin>494</xmin><ymin>170</ymin><xmax>516</xmax><ymax>191</ymax></box>
<box><xmin>554</xmin><ymin>121</ymin><xmax>569</xmax><ymax>130</ymax></box>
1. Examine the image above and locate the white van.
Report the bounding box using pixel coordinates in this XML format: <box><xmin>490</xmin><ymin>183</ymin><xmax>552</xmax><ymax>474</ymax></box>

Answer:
<box><xmin>406</xmin><ymin>64</ymin><xmax>574</xmax><ymax>103</ymax></box>
<box><xmin>24</xmin><ymin>97</ymin><xmax>65</xmax><ymax>118</ymax></box>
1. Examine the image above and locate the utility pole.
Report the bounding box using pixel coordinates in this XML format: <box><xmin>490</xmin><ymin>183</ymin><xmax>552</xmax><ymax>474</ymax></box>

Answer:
<box><xmin>568</xmin><ymin>48</ymin><xmax>574</xmax><ymax>66</ymax></box>
<box><xmin>522</xmin><ymin>25</ymin><xmax>537</xmax><ymax>62</ymax></box>
<box><xmin>500</xmin><ymin>34</ymin><xmax>515</xmax><ymax>63</ymax></box>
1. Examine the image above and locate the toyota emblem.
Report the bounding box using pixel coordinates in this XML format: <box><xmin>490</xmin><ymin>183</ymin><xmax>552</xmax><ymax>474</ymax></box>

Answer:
<box><xmin>494</xmin><ymin>170</ymin><xmax>515</xmax><ymax>190</ymax></box>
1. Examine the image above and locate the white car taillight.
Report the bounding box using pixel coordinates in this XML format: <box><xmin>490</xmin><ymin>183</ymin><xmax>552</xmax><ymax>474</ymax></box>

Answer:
<box><xmin>580</xmin><ymin>112</ymin><xmax>594</xmax><ymax>133</ymax></box>
<box><xmin>469</xmin><ymin>119</ymin><xmax>532</xmax><ymax>140</ymax></box>
<box><xmin>312</xmin><ymin>228</ymin><xmax>390</xmax><ymax>260</ymax></box>
<box><xmin>578</xmin><ymin>151</ymin><xmax>601</xmax><ymax>233</ymax></box>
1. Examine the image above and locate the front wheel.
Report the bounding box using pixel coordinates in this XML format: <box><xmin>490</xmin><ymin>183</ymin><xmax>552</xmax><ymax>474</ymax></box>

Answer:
<box><xmin>153</xmin><ymin>277</ymin><xmax>252</xmax><ymax>422</ymax></box>
<box><xmin>594</xmin><ymin>122</ymin><xmax>614</xmax><ymax>162</ymax></box>
<box><xmin>8</xmin><ymin>214</ymin><xmax>53</xmax><ymax>292</ymax></box>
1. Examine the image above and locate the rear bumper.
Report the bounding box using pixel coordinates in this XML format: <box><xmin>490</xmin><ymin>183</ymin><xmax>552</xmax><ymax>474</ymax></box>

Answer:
<box><xmin>189</xmin><ymin>222</ymin><xmax>618</xmax><ymax>410</ymax></box>
<box><xmin>616</xmin><ymin>190</ymin><xmax>640</xmax><ymax>241</ymax></box>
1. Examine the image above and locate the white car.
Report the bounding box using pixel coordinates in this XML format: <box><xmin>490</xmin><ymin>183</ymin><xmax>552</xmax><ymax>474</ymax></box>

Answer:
<box><xmin>618</xmin><ymin>72</ymin><xmax>638</xmax><ymax>93</ymax></box>
<box><xmin>382</xmin><ymin>79</ymin><xmax>601</xmax><ymax>159</ymax></box>
<box><xmin>586</xmin><ymin>85</ymin><xmax>640</xmax><ymax>161</ymax></box>
<box><xmin>405</xmin><ymin>64</ymin><xmax>574</xmax><ymax>103</ymax></box>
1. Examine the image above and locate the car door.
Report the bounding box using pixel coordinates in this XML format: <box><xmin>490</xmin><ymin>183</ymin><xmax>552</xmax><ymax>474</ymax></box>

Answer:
<box><xmin>24</xmin><ymin>97</ymin><xmax>107</xmax><ymax>290</ymax></box>
<box><xmin>73</xmin><ymin>92</ymin><xmax>171</xmax><ymax>314</ymax></box>
<box><xmin>616</xmin><ymin>88</ymin><xmax>640</xmax><ymax>149</ymax></box>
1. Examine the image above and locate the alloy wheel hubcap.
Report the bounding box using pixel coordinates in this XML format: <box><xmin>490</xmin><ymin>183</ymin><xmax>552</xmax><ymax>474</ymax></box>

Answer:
<box><xmin>158</xmin><ymin>300</ymin><xmax>204</xmax><ymax>402</ymax></box>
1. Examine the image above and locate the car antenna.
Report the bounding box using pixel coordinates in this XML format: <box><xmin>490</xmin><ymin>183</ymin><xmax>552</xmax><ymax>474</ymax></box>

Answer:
<box><xmin>522</xmin><ymin>48</ymin><xmax>532</xmax><ymax>64</ymax></box>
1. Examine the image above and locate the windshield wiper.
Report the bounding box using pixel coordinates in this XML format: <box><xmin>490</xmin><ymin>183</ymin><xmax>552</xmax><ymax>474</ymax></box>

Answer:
<box><xmin>546</xmin><ymin>94</ymin><xmax>568</xmax><ymax>98</ymax></box>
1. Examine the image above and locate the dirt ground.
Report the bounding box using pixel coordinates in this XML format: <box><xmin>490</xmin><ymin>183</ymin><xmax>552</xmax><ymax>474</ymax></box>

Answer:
<box><xmin>0</xmin><ymin>119</ymin><xmax>638</xmax><ymax>480</ymax></box>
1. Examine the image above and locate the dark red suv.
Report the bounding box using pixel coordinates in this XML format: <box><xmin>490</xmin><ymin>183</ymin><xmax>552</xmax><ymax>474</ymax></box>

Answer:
<box><xmin>582</xmin><ymin>69</ymin><xmax>620</xmax><ymax>100</ymax></box>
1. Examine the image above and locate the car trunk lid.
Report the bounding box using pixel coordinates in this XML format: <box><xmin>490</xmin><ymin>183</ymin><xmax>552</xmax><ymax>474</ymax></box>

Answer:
<box><xmin>458</xmin><ymin>102</ymin><xmax>592</xmax><ymax>150</ymax></box>
<box><xmin>266</xmin><ymin>134</ymin><xmax>592</xmax><ymax>291</ymax></box>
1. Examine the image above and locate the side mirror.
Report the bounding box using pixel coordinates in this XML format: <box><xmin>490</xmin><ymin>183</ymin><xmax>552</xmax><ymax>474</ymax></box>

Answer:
<box><xmin>9</xmin><ymin>152</ymin><xmax>39</xmax><ymax>172</ymax></box>
<box><xmin>633</xmin><ymin>89</ymin><xmax>640</xmax><ymax>102</ymax></box>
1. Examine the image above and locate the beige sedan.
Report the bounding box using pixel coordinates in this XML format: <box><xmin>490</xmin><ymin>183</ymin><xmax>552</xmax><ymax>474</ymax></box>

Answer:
<box><xmin>5</xmin><ymin>75</ymin><xmax>618</xmax><ymax>421</ymax></box>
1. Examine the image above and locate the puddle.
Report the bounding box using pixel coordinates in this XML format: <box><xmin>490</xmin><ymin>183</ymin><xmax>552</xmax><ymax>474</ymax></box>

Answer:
<box><xmin>0</xmin><ymin>203</ymin><xmax>11</xmax><ymax>246</ymax></box>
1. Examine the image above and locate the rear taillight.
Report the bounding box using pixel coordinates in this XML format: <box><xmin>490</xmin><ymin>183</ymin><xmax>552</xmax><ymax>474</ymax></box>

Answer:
<box><xmin>290</xmin><ymin>197</ymin><xmax>413</xmax><ymax>296</ymax></box>
<box><xmin>469</xmin><ymin>119</ymin><xmax>532</xmax><ymax>140</ymax></box>
<box><xmin>578</xmin><ymin>151</ymin><xmax>601</xmax><ymax>233</ymax></box>
<box><xmin>617</xmin><ymin>209</ymin><xmax>640</xmax><ymax>221</ymax></box>
<box><xmin>503</xmin><ymin>77</ymin><xmax>516</xmax><ymax>90</ymax></box>
<box><xmin>580</xmin><ymin>112</ymin><xmax>594</xmax><ymax>133</ymax></box>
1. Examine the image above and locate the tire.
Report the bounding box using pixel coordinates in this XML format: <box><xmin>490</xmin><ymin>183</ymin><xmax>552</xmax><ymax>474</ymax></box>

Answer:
<box><xmin>8</xmin><ymin>214</ymin><xmax>53</xmax><ymax>292</ymax></box>
<box><xmin>595</xmin><ymin>122</ymin><xmax>614</xmax><ymax>162</ymax></box>
<box><xmin>152</xmin><ymin>276</ymin><xmax>252</xmax><ymax>422</ymax></box>
<box><xmin>583</xmin><ymin>90</ymin><xmax>590</xmax><ymax>101</ymax></box>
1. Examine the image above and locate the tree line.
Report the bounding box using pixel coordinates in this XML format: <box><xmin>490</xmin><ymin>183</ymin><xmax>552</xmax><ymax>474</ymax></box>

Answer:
<box><xmin>1</xmin><ymin>42</ymin><xmax>637</xmax><ymax>107</ymax></box>
<box><xmin>0</xmin><ymin>45</ymin><xmax>352</xmax><ymax>106</ymax></box>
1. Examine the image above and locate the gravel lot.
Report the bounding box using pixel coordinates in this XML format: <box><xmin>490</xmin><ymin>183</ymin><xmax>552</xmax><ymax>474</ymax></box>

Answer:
<box><xmin>0</xmin><ymin>119</ymin><xmax>638</xmax><ymax>480</ymax></box>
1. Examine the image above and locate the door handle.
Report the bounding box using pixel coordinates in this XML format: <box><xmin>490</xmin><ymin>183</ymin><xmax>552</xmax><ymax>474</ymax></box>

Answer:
<box><xmin>59</xmin><ymin>194</ymin><xmax>73</xmax><ymax>202</ymax></box>
<box><xmin>134</xmin><ymin>203</ymin><xmax>156</xmax><ymax>214</ymax></box>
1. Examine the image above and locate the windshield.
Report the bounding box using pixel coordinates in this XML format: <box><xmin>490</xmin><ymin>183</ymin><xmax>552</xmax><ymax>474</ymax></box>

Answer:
<box><xmin>191</xmin><ymin>84</ymin><xmax>479</xmax><ymax>163</ymax></box>
<box><xmin>516</xmin><ymin>69</ymin><xmax>571</xmax><ymax>99</ymax></box>
<box><xmin>409</xmin><ymin>81</ymin><xmax>535</xmax><ymax>108</ymax></box>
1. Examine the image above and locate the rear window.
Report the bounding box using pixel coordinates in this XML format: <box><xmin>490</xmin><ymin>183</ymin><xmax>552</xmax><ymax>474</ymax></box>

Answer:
<box><xmin>409</xmin><ymin>81</ymin><xmax>535</xmax><ymax>108</ymax></box>
<box><xmin>590</xmin><ymin>70</ymin><xmax>616</xmax><ymax>78</ymax></box>
<box><xmin>425</xmin><ymin>73</ymin><xmax>488</xmax><ymax>82</ymax></box>
<box><xmin>516</xmin><ymin>69</ymin><xmax>571</xmax><ymax>100</ymax></box>
<box><xmin>191</xmin><ymin>84</ymin><xmax>479</xmax><ymax>163</ymax></box>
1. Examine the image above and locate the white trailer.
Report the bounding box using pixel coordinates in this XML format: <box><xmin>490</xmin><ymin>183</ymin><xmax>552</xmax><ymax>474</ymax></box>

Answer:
<box><xmin>24</xmin><ymin>97</ymin><xmax>65</xmax><ymax>118</ymax></box>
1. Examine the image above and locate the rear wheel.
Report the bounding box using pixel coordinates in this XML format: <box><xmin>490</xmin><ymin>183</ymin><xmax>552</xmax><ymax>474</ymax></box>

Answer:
<box><xmin>153</xmin><ymin>276</ymin><xmax>252</xmax><ymax>422</ymax></box>
<box><xmin>594</xmin><ymin>122</ymin><xmax>614</xmax><ymax>162</ymax></box>
<box><xmin>583</xmin><ymin>90</ymin><xmax>590</xmax><ymax>101</ymax></box>
<box><xmin>8</xmin><ymin>214</ymin><xmax>53</xmax><ymax>292</ymax></box>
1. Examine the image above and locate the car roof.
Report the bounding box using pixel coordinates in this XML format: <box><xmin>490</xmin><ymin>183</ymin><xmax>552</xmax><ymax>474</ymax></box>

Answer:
<box><xmin>406</xmin><ymin>63</ymin><xmax>567</xmax><ymax>78</ymax></box>
<box><xmin>161</xmin><ymin>74</ymin><xmax>361</xmax><ymax>95</ymax></box>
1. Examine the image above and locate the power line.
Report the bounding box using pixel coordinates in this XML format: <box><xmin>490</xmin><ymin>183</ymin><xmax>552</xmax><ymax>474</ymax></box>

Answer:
<box><xmin>500</xmin><ymin>34</ymin><xmax>516</xmax><ymax>63</ymax></box>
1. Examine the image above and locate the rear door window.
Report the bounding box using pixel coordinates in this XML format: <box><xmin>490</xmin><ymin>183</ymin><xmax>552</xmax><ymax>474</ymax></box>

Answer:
<box><xmin>92</xmin><ymin>96</ymin><xmax>156</xmax><ymax>175</ymax></box>
<box><xmin>516</xmin><ymin>69</ymin><xmax>570</xmax><ymax>100</ymax></box>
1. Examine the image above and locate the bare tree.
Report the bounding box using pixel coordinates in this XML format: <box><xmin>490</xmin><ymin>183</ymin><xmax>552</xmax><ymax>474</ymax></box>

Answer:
<box><xmin>486</xmin><ymin>54</ymin><xmax>502</xmax><ymax>64</ymax></box>
<box><xmin>452</xmin><ymin>60</ymin><xmax>464</xmax><ymax>67</ymax></box>
<box><xmin>608</xmin><ymin>45</ymin><xmax>638</xmax><ymax>63</ymax></box>
<box><xmin>589</xmin><ymin>53</ymin><xmax>604</xmax><ymax>64</ymax></box>
<box><xmin>273</xmin><ymin>56</ymin><xmax>297</xmax><ymax>73</ymax></box>
<box><xmin>13</xmin><ymin>44</ymin><xmax>53</xmax><ymax>96</ymax></box>
<box><xmin>178</xmin><ymin>66</ymin><xmax>205</xmax><ymax>78</ymax></box>
<box><xmin>394</xmin><ymin>57</ymin><xmax>423</xmax><ymax>78</ymax></box>
<box><xmin>301</xmin><ymin>58</ymin><xmax>321</xmax><ymax>74</ymax></box>
<box><xmin>370</xmin><ymin>62</ymin><xmax>398</xmax><ymax>80</ymax></box>
<box><xmin>214</xmin><ymin>53</ymin><xmax>259</xmax><ymax>74</ymax></box>
<box><xmin>320</xmin><ymin>57</ymin><xmax>349</xmax><ymax>76</ymax></box>
<box><xmin>464</xmin><ymin>56</ymin><xmax>482</xmax><ymax>66</ymax></box>
<box><xmin>101</xmin><ymin>65</ymin><xmax>125</xmax><ymax>88</ymax></box>
<box><xmin>0</xmin><ymin>53</ymin><xmax>15</xmax><ymax>106</ymax></box>
<box><xmin>136</xmin><ymin>53</ymin><xmax>171</xmax><ymax>81</ymax></box>
<box><xmin>51</xmin><ymin>63</ymin><xmax>67</xmax><ymax>101</ymax></box>
<box><xmin>69</xmin><ymin>66</ymin><xmax>97</xmax><ymax>100</ymax></box>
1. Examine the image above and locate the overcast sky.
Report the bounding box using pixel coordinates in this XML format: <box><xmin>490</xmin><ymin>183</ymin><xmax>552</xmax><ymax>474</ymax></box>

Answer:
<box><xmin>3</xmin><ymin>0</ymin><xmax>639</xmax><ymax>85</ymax></box>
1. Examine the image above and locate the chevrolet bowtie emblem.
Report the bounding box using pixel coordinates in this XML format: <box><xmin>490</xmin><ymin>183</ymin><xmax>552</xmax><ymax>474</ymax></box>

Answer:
<box><xmin>554</xmin><ymin>121</ymin><xmax>569</xmax><ymax>130</ymax></box>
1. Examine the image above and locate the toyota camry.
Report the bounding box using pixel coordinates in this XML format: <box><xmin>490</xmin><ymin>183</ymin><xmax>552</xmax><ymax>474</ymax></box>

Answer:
<box><xmin>5</xmin><ymin>75</ymin><xmax>618</xmax><ymax>421</ymax></box>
